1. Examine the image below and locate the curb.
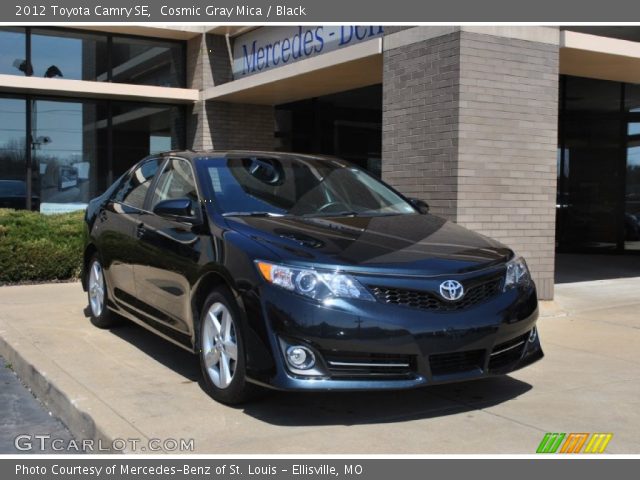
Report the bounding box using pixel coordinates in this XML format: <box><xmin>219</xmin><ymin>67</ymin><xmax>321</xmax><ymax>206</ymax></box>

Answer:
<box><xmin>0</xmin><ymin>322</ymin><xmax>146</xmax><ymax>454</ymax></box>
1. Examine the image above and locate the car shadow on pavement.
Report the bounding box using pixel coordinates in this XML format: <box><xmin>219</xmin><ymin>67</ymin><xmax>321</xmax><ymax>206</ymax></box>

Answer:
<box><xmin>105</xmin><ymin>319</ymin><xmax>532</xmax><ymax>427</ymax></box>
<box><xmin>240</xmin><ymin>377</ymin><xmax>532</xmax><ymax>426</ymax></box>
<box><xmin>108</xmin><ymin>321</ymin><xmax>201</xmax><ymax>382</ymax></box>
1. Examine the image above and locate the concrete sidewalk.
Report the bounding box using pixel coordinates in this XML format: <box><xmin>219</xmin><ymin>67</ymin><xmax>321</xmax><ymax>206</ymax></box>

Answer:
<box><xmin>0</xmin><ymin>280</ymin><xmax>639</xmax><ymax>454</ymax></box>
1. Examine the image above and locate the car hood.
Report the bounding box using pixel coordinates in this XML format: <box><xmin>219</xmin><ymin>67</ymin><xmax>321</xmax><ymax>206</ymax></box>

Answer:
<box><xmin>226</xmin><ymin>213</ymin><xmax>512</xmax><ymax>276</ymax></box>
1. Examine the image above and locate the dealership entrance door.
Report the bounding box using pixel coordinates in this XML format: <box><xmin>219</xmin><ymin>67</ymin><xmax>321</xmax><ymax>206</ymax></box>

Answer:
<box><xmin>275</xmin><ymin>85</ymin><xmax>382</xmax><ymax>177</ymax></box>
<box><xmin>557</xmin><ymin>75</ymin><xmax>640</xmax><ymax>252</ymax></box>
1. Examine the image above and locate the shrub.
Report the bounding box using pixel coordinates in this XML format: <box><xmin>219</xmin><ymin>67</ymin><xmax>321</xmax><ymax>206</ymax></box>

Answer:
<box><xmin>0</xmin><ymin>209</ymin><xmax>85</xmax><ymax>284</ymax></box>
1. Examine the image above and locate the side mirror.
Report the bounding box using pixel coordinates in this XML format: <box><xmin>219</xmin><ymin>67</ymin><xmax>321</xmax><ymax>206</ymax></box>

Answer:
<box><xmin>409</xmin><ymin>198</ymin><xmax>430</xmax><ymax>214</ymax></box>
<box><xmin>153</xmin><ymin>198</ymin><xmax>198</xmax><ymax>222</ymax></box>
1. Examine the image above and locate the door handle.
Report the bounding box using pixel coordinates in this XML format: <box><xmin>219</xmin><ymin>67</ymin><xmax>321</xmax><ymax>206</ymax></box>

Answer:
<box><xmin>136</xmin><ymin>223</ymin><xmax>146</xmax><ymax>239</ymax></box>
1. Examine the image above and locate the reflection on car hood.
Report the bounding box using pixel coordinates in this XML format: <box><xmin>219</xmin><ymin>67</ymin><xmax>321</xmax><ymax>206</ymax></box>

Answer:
<box><xmin>227</xmin><ymin>213</ymin><xmax>511</xmax><ymax>276</ymax></box>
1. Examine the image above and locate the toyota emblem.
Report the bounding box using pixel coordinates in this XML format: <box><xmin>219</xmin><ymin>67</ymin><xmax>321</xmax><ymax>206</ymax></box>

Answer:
<box><xmin>439</xmin><ymin>280</ymin><xmax>464</xmax><ymax>301</ymax></box>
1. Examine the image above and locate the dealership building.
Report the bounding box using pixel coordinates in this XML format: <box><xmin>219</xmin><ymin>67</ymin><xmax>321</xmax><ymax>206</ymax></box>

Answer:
<box><xmin>1</xmin><ymin>24</ymin><xmax>640</xmax><ymax>298</ymax></box>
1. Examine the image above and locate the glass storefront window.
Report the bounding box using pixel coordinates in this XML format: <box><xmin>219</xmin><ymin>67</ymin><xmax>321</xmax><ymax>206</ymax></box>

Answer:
<box><xmin>31</xmin><ymin>29</ymin><xmax>108</xmax><ymax>81</ymax></box>
<box><xmin>560</xmin><ymin>114</ymin><xmax>622</xmax><ymax>251</ymax></box>
<box><xmin>275</xmin><ymin>85</ymin><xmax>382</xmax><ymax>177</ymax></box>
<box><xmin>0</xmin><ymin>97</ymin><xmax>28</xmax><ymax>209</ymax></box>
<box><xmin>558</xmin><ymin>76</ymin><xmax>640</xmax><ymax>253</ymax></box>
<box><xmin>626</xmin><ymin>119</ymin><xmax>640</xmax><ymax>250</ymax></box>
<box><xmin>564</xmin><ymin>76</ymin><xmax>621</xmax><ymax>113</ymax></box>
<box><xmin>32</xmin><ymin>99</ymin><xmax>108</xmax><ymax>213</ymax></box>
<box><xmin>0</xmin><ymin>27</ymin><xmax>27</xmax><ymax>76</ymax></box>
<box><xmin>0</xmin><ymin>94</ymin><xmax>184</xmax><ymax>212</ymax></box>
<box><xmin>111</xmin><ymin>36</ymin><xmax>184</xmax><ymax>87</ymax></box>
<box><xmin>111</xmin><ymin>102</ymin><xmax>184</xmax><ymax>178</ymax></box>
<box><xmin>624</xmin><ymin>83</ymin><xmax>640</xmax><ymax>113</ymax></box>
<box><xmin>0</xmin><ymin>28</ymin><xmax>184</xmax><ymax>87</ymax></box>
<box><xmin>558</xmin><ymin>77</ymin><xmax>622</xmax><ymax>251</ymax></box>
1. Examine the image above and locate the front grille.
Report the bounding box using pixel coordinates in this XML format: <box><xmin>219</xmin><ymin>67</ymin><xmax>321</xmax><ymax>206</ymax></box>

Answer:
<box><xmin>323</xmin><ymin>352</ymin><xmax>415</xmax><ymax>379</ymax></box>
<box><xmin>429</xmin><ymin>349</ymin><xmax>485</xmax><ymax>376</ymax></box>
<box><xmin>488</xmin><ymin>332</ymin><xmax>528</xmax><ymax>371</ymax></box>
<box><xmin>369</xmin><ymin>278</ymin><xmax>502</xmax><ymax>312</ymax></box>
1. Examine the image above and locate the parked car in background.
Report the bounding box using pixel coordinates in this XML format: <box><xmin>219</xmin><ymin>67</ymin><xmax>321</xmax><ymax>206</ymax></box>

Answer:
<box><xmin>82</xmin><ymin>151</ymin><xmax>542</xmax><ymax>404</ymax></box>
<box><xmin>0</xmin><ymin>180</ymin><xmax>39</xmax><ymax>210</ymax></box>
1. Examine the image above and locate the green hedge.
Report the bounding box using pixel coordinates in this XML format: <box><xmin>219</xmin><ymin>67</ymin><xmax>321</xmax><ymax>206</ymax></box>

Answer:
<box><xmin>0</xmin><ymin>209</ymin><xmax>85</xmax><ymax>284</ymax></box>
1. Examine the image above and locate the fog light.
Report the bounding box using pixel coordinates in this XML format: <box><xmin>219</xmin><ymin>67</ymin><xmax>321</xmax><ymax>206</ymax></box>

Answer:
<box><xmin>529</xmin><ymin>327</ymin><xmax>538</xmax><ymax>343</ymax></box>
<box><xmin>286</xmin><ymin>346</ymin><xmax>315</xmax><ymax>370</ymax></box>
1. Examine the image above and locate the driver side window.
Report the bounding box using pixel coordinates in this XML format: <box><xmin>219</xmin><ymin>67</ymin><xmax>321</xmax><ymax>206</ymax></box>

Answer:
<box><xmin>150</xmin><ymin>158</ymin><xmax>198</xmax><ymax>215</ymax></box>
<box><xmin>111</xmin><ymin>158</ymin><xmax>162</xmax><ymax>210</ymax></box>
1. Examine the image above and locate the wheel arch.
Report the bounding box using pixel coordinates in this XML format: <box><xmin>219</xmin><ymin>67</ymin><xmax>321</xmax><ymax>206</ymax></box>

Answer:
<box><xmin>81</xmin><ymin>243</ymin><xmax>98</xmax><ymax>291</ymax></box>
<box><xmin>190</xmin><ymin>270</ymin><xmax>242</xmax><ymax>346</ymax></box>
<box><xmin>191</xmin><ymin>268</ymin><xmax>275</xmax><ymax>376</ymax></box>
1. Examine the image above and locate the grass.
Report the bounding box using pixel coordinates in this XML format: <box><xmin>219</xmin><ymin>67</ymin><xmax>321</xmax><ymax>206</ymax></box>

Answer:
<box><xmin>0</xmin><ymin>209</ymin><xmax>85</xmax><ymax>285</ymax></box>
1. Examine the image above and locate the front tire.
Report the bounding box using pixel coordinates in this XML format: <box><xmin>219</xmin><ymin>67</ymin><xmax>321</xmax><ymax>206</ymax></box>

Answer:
<box><xmin>87</xmin><ymin>255</ymin><xmax>119</xmax><ymax>329</ymax></box>
<box><xmin>198</xmin><ymin>288</ymin><xmax>257</xmax><ymax>404</ymax></box>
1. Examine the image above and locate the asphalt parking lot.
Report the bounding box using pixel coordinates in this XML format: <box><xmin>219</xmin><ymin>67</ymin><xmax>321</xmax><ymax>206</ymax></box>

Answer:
<box><xmin>0</xmin><ymin>355</ymin><xmax>76</xmax><ymax>454</ymax></box>
<box><xmin>0</xmin><ymin>271</ymin><xmax>639</xmax><ymax>454</ymax></box>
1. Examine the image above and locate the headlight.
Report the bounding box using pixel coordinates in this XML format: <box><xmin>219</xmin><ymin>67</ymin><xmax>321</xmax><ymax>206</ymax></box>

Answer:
<box><xmin>256</xmin><ymin>261</ymin><xmax>374</xmax><ymax>302</ymax></box>
<box><xmin>504</xmin><ymin>255</ymin><xmax>531</xmax><ymax>290</ymax></box>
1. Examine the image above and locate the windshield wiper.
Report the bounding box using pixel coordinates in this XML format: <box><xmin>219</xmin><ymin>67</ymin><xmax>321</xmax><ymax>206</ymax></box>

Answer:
<box><xmin>305</xmin><ymin>210</ymin><xmax>408</xmax><ymax>218</ymax></box>
<box><xmin>303</xmin><ymin>211</ymin><xmax>361</xmax><ymax>218</ymax></box>
<box><xmin>222</xmin><ymin>211</ymin><xmax>286</xmax><ymax>217</ymax></box>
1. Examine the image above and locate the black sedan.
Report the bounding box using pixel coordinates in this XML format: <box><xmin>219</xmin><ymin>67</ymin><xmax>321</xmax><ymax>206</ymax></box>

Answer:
<box><xmin>82</xmin><ymin>151</ymin><xmax>542</xmax><ymax>404</ymax></box>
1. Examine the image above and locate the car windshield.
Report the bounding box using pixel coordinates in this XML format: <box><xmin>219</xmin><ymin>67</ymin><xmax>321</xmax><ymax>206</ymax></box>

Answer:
<box><xmin>196</xmin><ymin>155</ymin><xmax>417</xmax><ymax>217</ymax></box>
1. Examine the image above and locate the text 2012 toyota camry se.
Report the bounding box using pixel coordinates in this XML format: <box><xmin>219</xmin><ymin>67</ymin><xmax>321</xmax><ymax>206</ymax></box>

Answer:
<box><xmin>82</xmin><ymin>151</ymin><xmax>542</xmax><ymax>404</ymax></box>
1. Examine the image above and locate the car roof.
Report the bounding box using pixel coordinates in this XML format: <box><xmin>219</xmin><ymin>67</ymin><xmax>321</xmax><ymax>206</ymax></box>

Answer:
<box><xmin>159</xmin><ymin>150</ymin><xmax>340</xmax><ymax>163</ymax></box>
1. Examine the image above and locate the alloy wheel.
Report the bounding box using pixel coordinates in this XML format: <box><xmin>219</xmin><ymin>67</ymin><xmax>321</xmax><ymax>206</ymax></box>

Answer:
<box><xmin>88</xmin><ymin>260</ymin><xmax>105</xmax><ymax>318</ymax></box>
<box><xmin>202</xmin><ymin>302</ymin><xmax>238</xmax><ymax>389</ymax></box>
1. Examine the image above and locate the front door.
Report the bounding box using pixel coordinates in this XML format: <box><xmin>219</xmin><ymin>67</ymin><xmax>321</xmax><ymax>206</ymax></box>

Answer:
<box><xmin>133</xmin><ymin>157</ymin><xmax>203</xmax><ymax>340</ymax></box>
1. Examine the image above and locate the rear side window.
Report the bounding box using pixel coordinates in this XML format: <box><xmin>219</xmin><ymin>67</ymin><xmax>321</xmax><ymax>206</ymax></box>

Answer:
<box><xmin>112</xmin><ymin>158</ymin><xmax>162</xmax><ymax>209</ymax></box>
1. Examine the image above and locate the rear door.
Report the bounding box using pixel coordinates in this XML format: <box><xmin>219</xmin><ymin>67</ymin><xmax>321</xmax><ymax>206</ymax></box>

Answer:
<box><xmin>97</xmin><ymin>157</ymin><xmax>163</xmax><ymax>305</ymax></box>
<box><xmin>132</xmin><ymin>157</ymin><xmax>203</xmax><ymax>341</ymax></box>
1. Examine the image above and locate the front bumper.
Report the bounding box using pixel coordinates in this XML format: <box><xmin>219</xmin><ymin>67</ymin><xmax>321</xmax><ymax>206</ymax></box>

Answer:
<box><xmin>242</xmin><ymin>272</ymin><xmax>542</xmax><ymax>391</ymax></box>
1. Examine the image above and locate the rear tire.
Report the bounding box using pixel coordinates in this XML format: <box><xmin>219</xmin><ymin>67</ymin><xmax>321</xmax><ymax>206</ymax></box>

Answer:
<box><xmin>87</xmin><ymin>255</ymin><xmax>120</xmax><ymax>329</ymax></box>
<box><xmin>198</xmin><ymin>288</ymin><xmax>259</xmax><ymax>404</ymax></box>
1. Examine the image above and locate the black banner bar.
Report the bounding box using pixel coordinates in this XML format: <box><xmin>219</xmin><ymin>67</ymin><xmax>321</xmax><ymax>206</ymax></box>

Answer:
<box><xmin>3</xmin><ymin>0</ymin><xmax>640</xmax><ymax>22</ymax></box>
<box><xmin>2</xmin><ymin>459</ymin><xmax>638</xmax><ymax>480</ymax></box>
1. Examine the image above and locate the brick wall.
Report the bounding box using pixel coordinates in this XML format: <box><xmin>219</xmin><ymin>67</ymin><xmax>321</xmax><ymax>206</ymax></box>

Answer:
<box><xmin>207</xmin><ymin>102</ymin><xmax>275</xmax><ymax>151</ymax></box>
<box><xmin>382</xmin><ymin>27</ymin><xmax>559</xmax><ymax>299</ymax></box>
<box><xmin>186</xmin><ymin>34</ymin><xmax>212</xmax><ymax>151</ymax></box>
<box><xmin>456</xmin><ymin>31</ymin><xmax>559</xmax><ymax>299</ymax></box>
<box><xmin>208</xmin><ymin>35</ymin><xmax>233</xmax><ymax>85</ymax></box>
<box><xmin>187</xmin><ymin>33</ymin><xmax>275</xmax><ymax>152</ymax></box>
<box><xmin>382</xmin><ymin>32</ymin><xmax>461</xmax><ymax>220</ymax></box>
<box><xmin>382</xmin><ymin>26</ymin><xmax>413</xmax><ymax>35</ymax></box>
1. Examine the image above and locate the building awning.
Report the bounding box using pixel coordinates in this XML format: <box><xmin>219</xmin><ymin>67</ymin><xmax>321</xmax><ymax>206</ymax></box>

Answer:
<box><xmin>0</xmin><ymin>74</ymin><xmax>199</xmax><ymax>104</ymax></box>
<box><xmin>560</xmin><ymin>30</ymin><xmax>640</xmax><ymax>84</ymax></box>
<box><xmin>202</xmin><ymin>38</ymin><xmax>383</xmax><ymax>105</ymax></box>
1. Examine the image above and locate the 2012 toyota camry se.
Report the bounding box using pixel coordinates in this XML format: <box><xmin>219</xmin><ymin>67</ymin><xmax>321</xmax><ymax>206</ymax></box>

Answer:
<box><xmin>82</xmin><ymin>151</ymin><xmax>542</xmax><ymax>404</ymax></box>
